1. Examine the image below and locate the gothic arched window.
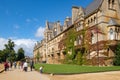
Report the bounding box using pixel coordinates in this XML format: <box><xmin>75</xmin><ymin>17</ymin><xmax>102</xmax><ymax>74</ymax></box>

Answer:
<box><xmin>108</xmin><ymin>0</ymin><xmax>111</xmax><ymax>4</ymax></box>
<box><xmin>109</xmin><ymin>28</ymin><xmax>114</xmax><ymax>40</ymax></box>
<box><xmin>112</xmin><ymin>0</ymin><xmax>115</xmax><ymax>8</ymax></box>
<box><xmin>94</xmin><ymin>16</ymin><xmax>96</xmax><ymax>23</ymax></box>
<box><xmin>91</xmin><ymin>32</ymin><xmax>95</xmax><ymax>44</ymax></box>
<box><xmin>91</xmin><ymin>18</ymin><xmax>93</xmax><ymax>23</ymax></box>
<box><xmin>112</xmin><ymin>0</ymin><xmax>114</xmax><ymax>5</ymax></box>
<box><xmin>108</xmin><ymin>0</ymin><xmax>111</xmax><ymax>8</ymax></box>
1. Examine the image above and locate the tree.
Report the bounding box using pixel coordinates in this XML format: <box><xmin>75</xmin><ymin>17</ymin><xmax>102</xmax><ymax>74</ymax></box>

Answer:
<box><xmin>36</xmin><ymin>51</ymin><xmax>40</xmax><ymax>63</ymax></box>
<box><xmin>4</xmin><ymin>39</ymin><xmax>15</xmax><ymax>50</ymax></box>
<box><xmin>17</xmin><ymin>48</ymin><xmax>25</xmax><ymax>61</ymax></box>
<box><xmin>4</xmin><ymin>39</ymin><xmax>16</xmax><ymax>61</ymax></box>
<box><xmin>8</xmin><ymin>50</ymin><xmax>16</xmax><ymax>61</ymax></box>
<box><xmin>0</xmin><ymin>50</ymin><xmax>4</xmax><ymax>62</ymax></box>
<box><xmin>113</xmin><ymin>43</ymin><xmax>120</xmax><ymax>66</ymax></box>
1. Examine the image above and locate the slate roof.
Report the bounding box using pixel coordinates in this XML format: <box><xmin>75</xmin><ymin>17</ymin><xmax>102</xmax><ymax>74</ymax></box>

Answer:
<box><xmin>47</xmin><ymin>22</ymin><xmax>56</xmax><ymax>30</ymax></box>
<box><xmin>85</xmin><ymin>0</ymin><xmax>103</xmax><ymax>17</ymax></box>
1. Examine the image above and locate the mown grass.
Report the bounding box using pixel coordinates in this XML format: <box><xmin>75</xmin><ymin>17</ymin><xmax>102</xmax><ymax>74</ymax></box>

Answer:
<box><xmin>34</xmin><ymin>63</ymin><xmax>120</xmax><ymax>74</ymax></box>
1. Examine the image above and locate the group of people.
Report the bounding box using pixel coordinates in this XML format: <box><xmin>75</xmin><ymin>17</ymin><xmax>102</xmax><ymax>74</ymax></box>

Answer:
<box><xmin>4</xmin><ymin>60</ymin><xmax>44</xmax><ymax>74</ymax></box>
<box><xmin>4</xmin><ymin>60</ymin><xmax>34</xmax><ymax>72</ymax></box>
<box><xmin>23</xmin><ymin>60</ymin><xmax>34</xmax><ymax>72</ymax></box>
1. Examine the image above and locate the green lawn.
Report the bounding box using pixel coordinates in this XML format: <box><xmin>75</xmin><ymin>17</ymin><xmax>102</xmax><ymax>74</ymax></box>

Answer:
<box><xmin>34</xmin><ymin>63</ymin><xmax>120</xmax><ymax>74</ymax></box>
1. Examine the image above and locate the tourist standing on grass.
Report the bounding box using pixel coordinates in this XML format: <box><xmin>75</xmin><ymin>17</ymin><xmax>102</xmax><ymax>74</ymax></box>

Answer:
<box><xmin>23</xmin><ymin>61</ymin><xmax>28</xmax><ymax>72</ymax></box>
<box><xmin>30</xmin><ymin>60</ymin><xmax>34</xmax><ymax>71</ymax></box>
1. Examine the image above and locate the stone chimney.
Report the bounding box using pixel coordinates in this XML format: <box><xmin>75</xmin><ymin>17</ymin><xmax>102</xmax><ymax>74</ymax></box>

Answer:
<box><xmin>45</xmin><ymin>20</ymin><xmax>49</xmax><ymax>30</ymax></box>
<box><xmin>72</xmin><ymin>6</ymin><xmax>79</xmax><ymax>24</ymax></box>
<box><xmin>57</xmin><ymin>21</ymin><xmax>61</xmax><ymax>35</ymax></box>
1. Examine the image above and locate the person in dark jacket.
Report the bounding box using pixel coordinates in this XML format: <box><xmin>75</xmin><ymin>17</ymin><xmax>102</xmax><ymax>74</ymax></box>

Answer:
<box><xmin>30</xmin><ymin>60</ymin><xmax>34</xmax><ymax>71</ymax></box>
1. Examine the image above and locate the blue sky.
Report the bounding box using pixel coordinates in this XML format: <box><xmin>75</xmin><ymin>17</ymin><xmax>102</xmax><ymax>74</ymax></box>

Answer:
<box><xmin>0</xmin><ymin>0</ymin><xmax>93</xmax><ymax>56</ymax></box>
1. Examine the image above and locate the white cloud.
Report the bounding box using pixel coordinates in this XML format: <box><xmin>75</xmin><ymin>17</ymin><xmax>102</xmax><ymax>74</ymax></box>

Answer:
<box><xmin>0</xmin><ymin>38</ymin><xmax>36</xmax><ymax>57</ymax></box>
<box><xmin>14</xmin><ymin>39</ymin><xmax>36</xmax><ymax>57</ymax></box>
<box><xmin>35</xmin><ymin>26</ymin><xmax>45</xmax><ymax>38</ymax></box>
<box><xmin>0</xmin><ymin>38</ymin><xmax>8</xmax><ymax>50</ymax></box>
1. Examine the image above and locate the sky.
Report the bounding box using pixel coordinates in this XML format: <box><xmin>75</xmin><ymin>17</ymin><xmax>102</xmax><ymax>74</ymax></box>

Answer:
<box><xmin>0</xmin><ymin>0</ymin><xmax>93</xmax><ymax>57</ymax></box>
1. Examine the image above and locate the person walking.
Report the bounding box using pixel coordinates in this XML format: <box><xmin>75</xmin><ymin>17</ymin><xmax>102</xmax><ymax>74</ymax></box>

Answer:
<box><xmin>10</xmin><ymin>61</ymin><xmax>13</xmax><ymax>69</ymax></box>
<box><xmin>13</xmin><ymin>62</ymin><xmax>17</xmax><ymax>69</ymax></box>
<box><xmin>4</xmin><ymin>61</ymin><xmax>9</xmax><ymax>71</ymax></box>
<box><xmin>21</xmin><ymin>61</ymin><xmax>23</xmax><ymax>69</ymax></box>
<box><xmin>30</xmin><ymin>60</ymin><xmax>34</xmax><ymax>71</ymax></box>
<box><xmin>23</xmin><ymin>61</ymin><xmax>28</xmax><ymax>72</ymax></box>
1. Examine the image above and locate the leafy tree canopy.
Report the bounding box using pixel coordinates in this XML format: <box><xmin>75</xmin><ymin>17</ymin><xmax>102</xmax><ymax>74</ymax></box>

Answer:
<box><xmin>17</xmin><ymin>48</ymin><xmax>25</xmax><ymax>61</ymax></box>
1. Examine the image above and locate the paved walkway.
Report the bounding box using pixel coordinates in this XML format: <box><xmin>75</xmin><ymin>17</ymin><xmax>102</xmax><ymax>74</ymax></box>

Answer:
<box><xmin>0</xmin><ymin>67</ymin><xmax>50</xmax><ymax>80</ymax></box>
<box><xmin>0</xmin><ymin>64</ymin><xmax>4</xmax><ymax>72</ymax></box>
<box><xmin>1</xmin><ymin>67</ymin><xmax>120</xmax><ymax>80</ymax></box>
<box><xmin>51</xmin><ymin>71</ymin><xmax>120</xmax><ymax>80</ymax></box>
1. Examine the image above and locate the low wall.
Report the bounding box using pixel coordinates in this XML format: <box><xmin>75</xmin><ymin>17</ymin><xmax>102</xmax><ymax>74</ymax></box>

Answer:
<box><xmin>0</xmin><ymin>64</ymin><xmax>4</xmax><ymax>73</ymax></box>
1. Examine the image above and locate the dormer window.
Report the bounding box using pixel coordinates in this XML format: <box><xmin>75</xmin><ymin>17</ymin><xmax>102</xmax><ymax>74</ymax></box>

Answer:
<box><xmin>54</xmin><ymin>28</ymin><xmax>57</xmax><ymax>36</ymax></box>
<box><xmin>54</xmin><ymin>28</ymin><xmax>57</xmax><ymax>31</ymax></box>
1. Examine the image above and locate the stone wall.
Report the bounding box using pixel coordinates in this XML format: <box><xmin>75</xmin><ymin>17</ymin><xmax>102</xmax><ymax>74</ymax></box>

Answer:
<box><xmin>0</xmin><ymin>64</ymin><xmax>4</xmax><ymax>72</ymax></box>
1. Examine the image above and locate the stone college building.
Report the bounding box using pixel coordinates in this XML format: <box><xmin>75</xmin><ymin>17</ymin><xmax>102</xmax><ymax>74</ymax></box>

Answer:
<box><xmin>33</xmin><ymin>0</ymin><xmax>120</xmax><ymax>66</ymax></box>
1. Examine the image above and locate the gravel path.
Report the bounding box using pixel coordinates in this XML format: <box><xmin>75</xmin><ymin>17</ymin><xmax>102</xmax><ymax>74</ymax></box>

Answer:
<box><xmin>1</xmin><ymin>67</ymin><xmax>120</xmax><ymax>80</ymax></box>
<box><xmin>0</xmin><ymin>67</ymin><xmax>50</xmax><ymax>80</ymax></box>
<box><xmin>51</xmin><ymin>71</ymin><xmax>120</xmax><ymax>80</ymax></box>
